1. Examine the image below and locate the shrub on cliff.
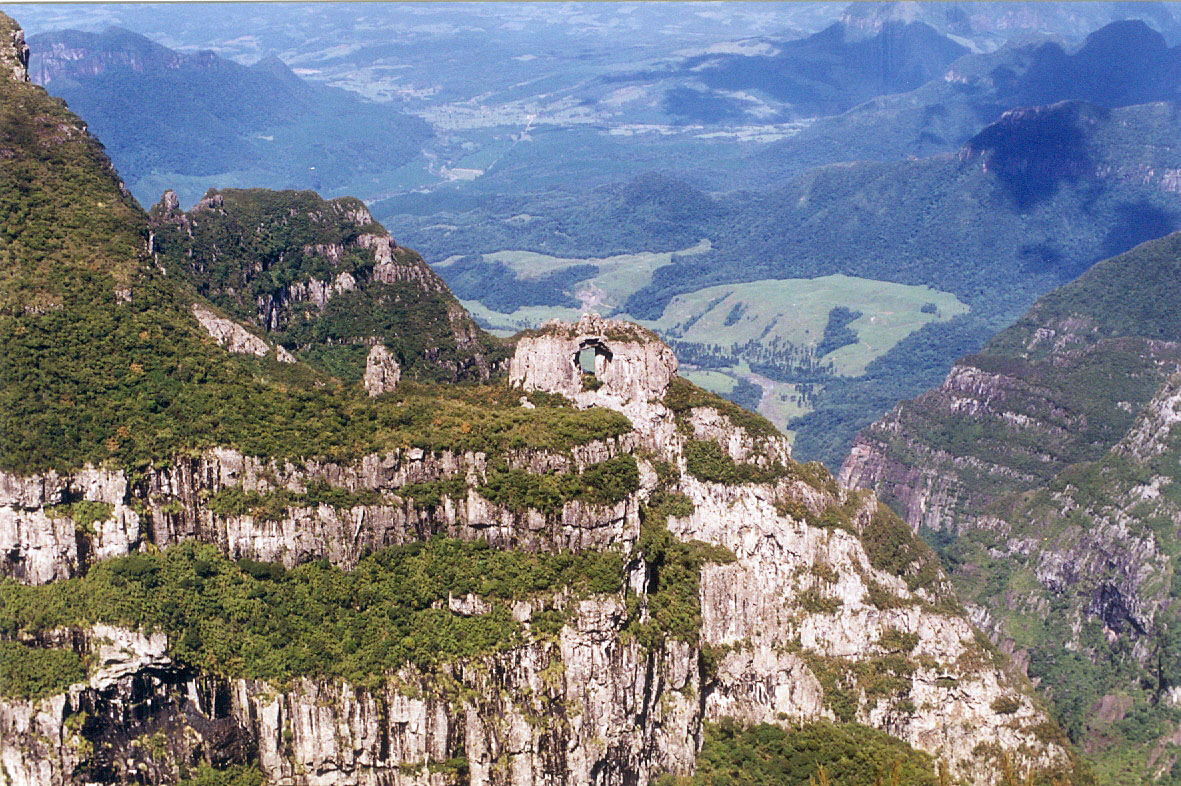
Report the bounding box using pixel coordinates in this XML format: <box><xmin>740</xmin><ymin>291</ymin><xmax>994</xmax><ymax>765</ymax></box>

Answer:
<box><xmin>0</xmin><ymin>539</ymin><xmax>625</xmax><ymax>692</ymax></box>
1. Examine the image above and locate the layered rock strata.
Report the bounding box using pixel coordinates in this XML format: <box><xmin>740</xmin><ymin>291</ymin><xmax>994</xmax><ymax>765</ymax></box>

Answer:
<box><xmin>1</xmin><ymin>318</ymin><xmax>1075</xmax><ymax>786</ymax></box>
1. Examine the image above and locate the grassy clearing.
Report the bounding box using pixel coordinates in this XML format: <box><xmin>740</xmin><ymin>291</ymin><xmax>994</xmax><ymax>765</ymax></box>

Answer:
<box><xmin>459</xmin><ymin>298</ymin><xmax>584</xmax><ymax>337</ymax></box>
<box><xmin>649</xmin><ymin>274</ymin><xmax>967</xmax><ymax>376</ymax></box>
<box><xmin>750</xmin><ymin>378</ymin><xmax>814</xmax><ymax>441</ymax></box>
<box><xmin>453</xmin><ymin>258</ymin><xmax>965</xmax><ymax>379</ymax></box>
<box><xmin>437</xmin><ymin>239</ymin><xmax>711</xmax><ymax>329</ymax></box>
<box><xmin>678</xmin><ymin>368</ymin><xmax>737</xmax><ymax>395</ymax></box>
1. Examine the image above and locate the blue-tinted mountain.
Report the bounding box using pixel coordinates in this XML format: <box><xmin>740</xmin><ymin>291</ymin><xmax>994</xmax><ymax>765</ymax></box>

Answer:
<box><xmin>840</xmin><ymin>1</ymin><xmax>1181</xmax><ymax>47</ymax></box>
<box><xmin>754</xmin><ymin>19</ymin><xmax>1181</xmax><ymax>183</ymax></box>
<box><xmin>673</xmin><ymin>19</ymin><xmax>968</xmax><ymax>120</ymax></box>
<box><xmin>27</xmin><ymin>27</ymin><xmax>432</xmax><ymax>207</ymax></box>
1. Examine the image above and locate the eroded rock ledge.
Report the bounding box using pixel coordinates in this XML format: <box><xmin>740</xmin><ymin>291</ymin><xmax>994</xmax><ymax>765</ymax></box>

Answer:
<box><xmin>1</xmin><ymin>317</ymin><xmax>1075</xmax><ymax>786</ymax></box>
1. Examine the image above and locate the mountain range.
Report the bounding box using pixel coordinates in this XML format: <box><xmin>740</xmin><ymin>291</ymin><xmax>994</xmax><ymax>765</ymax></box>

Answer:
<box><xmin>12</xmin><ymin>4</ymin><xmax>1181</xmax><ymax>784</ymax></box>
<box><xmin>841</xmin><ymin>231</ymin><xmax>1181</xmax><ymax>784</ymax></box>
<box><xmin>752</xmin><ymin>18</ymin><xmax>1181</xmax><ymax>182</ymax></box>
<box><xmin>664</xmin><ymin>19</ymin><xmax>968</xmax><ymax>122</ymax></box>
<box><xmin>392</xmin><ymin>97</ymin><xmax>1181</xmax><ymax>466</ymax></box>
<box><xmin>27</xmin><ymin>26</ymin><xmax>432</xmax><ymax>207</ymax></box>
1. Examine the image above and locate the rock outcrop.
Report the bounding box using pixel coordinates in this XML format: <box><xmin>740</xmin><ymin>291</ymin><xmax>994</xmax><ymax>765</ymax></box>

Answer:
<box><xmin>510</xmin><ymin>314</ymin><xmax>677</xmax><ymax>420</ymax></box>
<box><xmin>363</xmin><ymin>344</ymin><xmax>402</xmax><ymax>396</ymax></box>
<box><xmin>191</xmin><ymin>303</ymin><xmax>296</xmax><ymax>363</ymax></box>
<box><xmin>0</xmin><ymin>13</ymin><xmax>28</xmax><ymax>83</ymax></box>
<box><xmin>0</xmin><ymin>317</ymin><xmax>1078</xmax><ymax>786</ymax></box>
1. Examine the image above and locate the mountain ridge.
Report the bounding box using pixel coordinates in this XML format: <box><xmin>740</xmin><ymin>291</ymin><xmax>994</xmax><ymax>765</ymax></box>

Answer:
<box><xmin>26</xmin><ymin>26</ymin><xmax>433</xmax><ymax>206</ymax></box>
<box><xmin>750</xmin><ymin>19</ymin><xmax>1181</xmax><ymax>185</ymax></box>
<box><xmin>840</xmin><ymin>231</ymin><xmax>1181</xmax><ymax>782</ymax></box>
<box><xmin>148</xmin><ymin>187</ymin><xmax>507</xmax><ymax>384</ymax></box>
<box><xmin>673</xmin><ymin>18</ymin><xmax>968</xmax><ymax>120</ymax></box>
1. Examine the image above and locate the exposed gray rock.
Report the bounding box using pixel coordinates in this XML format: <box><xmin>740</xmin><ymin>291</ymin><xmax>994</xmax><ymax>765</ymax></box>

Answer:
<box><xmin>0</xmin><ymin>317</ymin><xmax>1074</xmax><ymax>784</ymax></box>
<box><xmin>364</xmin><ymin>344</ymin><xmax>402</xmax><ymax>396</ymax></box>
<box><xmin>191</xmin><ymin>302</ymin><xmax>294</xmax><ymax>363</ymax></box>
<box><xmin>510</xmin><ymin>313</ymin><xmax>677</xmax><ymax>410</ymax></box>
<box><xmin>0</xmin><ymin>18</ymin><xmax>29</xmax><ymax>83</ymax></box>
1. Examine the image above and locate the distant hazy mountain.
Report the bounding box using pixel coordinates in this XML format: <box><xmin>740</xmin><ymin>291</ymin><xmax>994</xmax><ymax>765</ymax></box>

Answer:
<box><xmin>752</xmin><ymin>19</ymin><xmax>1181</xmax><ymax>183</ymax></box>
<box><xmin>841</xmin><ymin>1</ymin><xmax>1181</xmax><ymax>48</ymax></box>
<box><xmin>668</xmin><ymin>19</ymin><xmax>968</xmax><ymax>121</ymax></box>
<box><xmin>28</xmin><ymin>27</ymin><xmax>432</xmax><ymax>207</ymax></box>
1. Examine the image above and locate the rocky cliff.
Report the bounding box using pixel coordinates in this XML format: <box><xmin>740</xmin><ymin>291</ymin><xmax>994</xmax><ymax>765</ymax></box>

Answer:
<box><xmin>149</xmin><ymin>188</ymin><xmax>506</xmax><ymax>384</ymax></box>
<box><xmin>841</xmin><ymin>232</ymin><xmax>1181</xmax><ymax>781</ymax></box>
<box><xmin>1</xmin><ymin>314</ymin><xmax>1080</xmax><ymax>786</ymax></box>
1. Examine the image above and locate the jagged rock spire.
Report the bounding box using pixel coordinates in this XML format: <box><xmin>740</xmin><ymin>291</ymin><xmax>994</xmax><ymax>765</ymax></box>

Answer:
<box><xmin>0</xmin><ymin>13</ymin><xmax>29</xmax><ymax>83</ymax></box>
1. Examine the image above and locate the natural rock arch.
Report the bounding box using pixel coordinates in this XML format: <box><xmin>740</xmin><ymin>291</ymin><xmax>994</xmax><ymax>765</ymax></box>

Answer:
<box><xmin>509</xmin><ymin>314</ymin><xmax>677</xmax><ymax>406</ymax></box>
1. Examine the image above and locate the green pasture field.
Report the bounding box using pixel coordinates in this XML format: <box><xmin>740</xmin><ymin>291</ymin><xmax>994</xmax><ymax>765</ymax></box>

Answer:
<box><xmin>650</xmin><ymin>274</ymin><xmax>968</xmax><ymax>376</ymax></box>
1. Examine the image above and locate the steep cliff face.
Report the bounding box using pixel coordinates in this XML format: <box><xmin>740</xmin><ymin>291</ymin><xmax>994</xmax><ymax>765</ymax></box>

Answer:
<box><xmin>1</xmin><ymin>612</ymin><xmax>701</xmax><ymax>786</ymax></box>
<box><xmin>149</xmin><ymin>188</ymin><xmax>506</xmax><ymax>384</ymax></box>
<box><xmin>841</xmin><ymin>233</ymin><xmax>1181</xmax><ymax>780</ymax></box>
<box><xmin>1</xmin><ymin>316</ymin><xmax>1078</xmax><ymax>786</ymax></box>
<box><xmin>0</xmin><ymin>13</ymin><xmax>28</xmax><ymax>83</ymax></box>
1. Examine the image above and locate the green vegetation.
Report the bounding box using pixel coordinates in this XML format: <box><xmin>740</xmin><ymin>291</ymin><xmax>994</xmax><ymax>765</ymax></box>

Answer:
<box><xmin>443</xmin><ymin>254</ymin><xmax>597</xmax><ymax>313</ymax></box>
<box><xmin>0</xmin><ymin>539</ymin><xmax>624</xmax><ymax>694</ymax></box>
<box><xmin>627</xmin><ymin>491</ymin><xmax>735</xmax><ymax>648</ymax></box>
<box><xmin>860</xmin><ymin>232</ymin><xmax>1181</xmax><ymax>783</ymax></box>
<box><xmin>860</xmin><ymin>504</ymin><xmax>941</xmax><ymax>596</ymax></box>
<box><xmin>0</xmin><ymin>640</ymin><xmax>86</xmax><ymax>700</ymax></box>
<box><xmin>991</xmin><ymin>696</ymin><xmax>1021</xmax><ymax>715</ymax></box>
<box><xmin>454</xmin><ymin>251</ymin><xmax>969</xmax><ymax>446</ymax></box>
<box><xmin>47</xmin><ymin>500</ymin><xmax>115</xmax><ymax>533</ymax></box>
<box><xmin>665</xmin><ymin>376</ymin><xmax>780</xmax><ymax>444</ymax></box>
<box><xmin>151</xmin><ymin>188</ymin><xmax>508</xmax><ymax>384</ymax></box>
<box><xmin>393</xmin><ymin>102</ymin><xmax>1181</xmax><ymax>465</ymax></box>
<box><xmin>0</xmin><ymin>62</ymin><xmax>626</xmax><ymax>476</ymax></box>
<box><xmin>399</xmin><ymin>476</ymin><xmax>469</xmax><ymax>508</ymax></box>
<box><xmin>207</xmin><ymin>481</ymin><xmax>385</xmax><ymax>521</ymax></box>
<box><xmin>178</xmin><ymin>765</ymin><xmax>265</xmax><ymax>786</ymax></box>
<box><xmin>438</xmin><ymin>241</ymin><xmax>714</xmax><ymax>337</ymax></box>
<box><xmin>657</xmin><ymin>720</ymin><xmax>937</xmax><ymax>786</ymax></box>
<box><xmin>683</xmin><ymin>439</ymin><xmax>790</xmax><ymax>486</ymax></box>
<box><xmin>815</xmin><ymin>306</ymin><xmax>863</xmax><ymax>359</ymax></box>
<box><xmin>648</xmin><ymin>276</ymin><xmax>966</xmax><ymax>379</ymax></box>
<box><xmin>798</xmin><ymin>650</ymin><xmax>917</xmax><ymax>724</ymax></box>
<box><xmin>665</xmin><ymin>377</ymin><xmax>842</xmax><ymax>491</ymax></box>
<box><xmin>477</xmin><ymin>455</ymin><xmax>640</xmax><ymax>513</ymax></box>
<box><xmin>988</xmin><ymin>232</ymin><xmax>1181</xmax><ymax>357</ymax></box>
